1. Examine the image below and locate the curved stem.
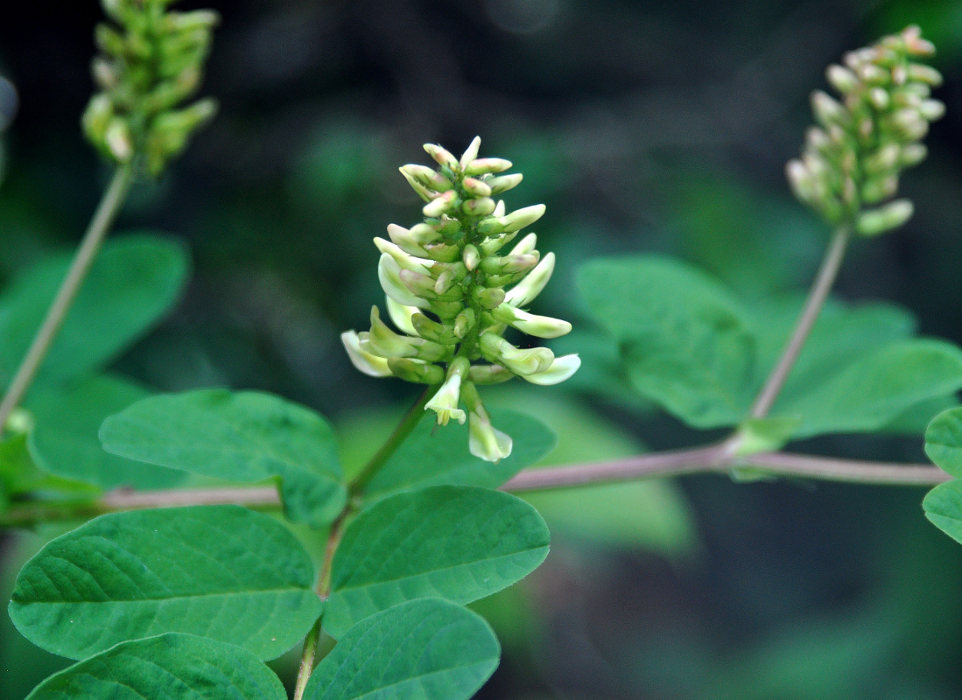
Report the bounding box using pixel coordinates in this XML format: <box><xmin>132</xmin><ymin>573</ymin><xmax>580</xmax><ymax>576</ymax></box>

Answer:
<box><xmin>292</xmin><ymin>388</ymin><xmax>436</xmax><ymax>697</ymax></box>
<box><xmin>348</xmin><ymin>385</ymin><xmax>436</xmax><ymax>496</ymax></box>
<box><xmin>292</xmin><ymin>510</ymin><xmax>348</xmax><ymax>700</ymax></box>
<box><xmin>748</xmin><ymin>225</ymin><xmax>851</xmax><ymax>420</ymax></box>
<box><xmin>0</xmin><ymin>164</ymin><xmax>135</xmax><ymax>432</ymax></box>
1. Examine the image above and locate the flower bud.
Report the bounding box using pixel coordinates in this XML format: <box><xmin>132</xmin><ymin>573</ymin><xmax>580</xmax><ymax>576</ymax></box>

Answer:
<box><xmin>462</xmin><ymin>196</ymin><xmax>496</xmax><ymax>217</ymax></box>
<box><xmin>453</xmin><ymin>308</ymin><xmax>476</xmax><ymax>339</ymax></box>
<box><xmin>487</xmin><ymin>173</ymin><xmax>523</xmax><ymax>195</ymax></box>
<box><xmin>424</xmin><ymin>142</ymin><xmax>460</xmax><ymax>170</ymax></box>
<box><xmin>855</xmin><ymin>198</ymin><xmax>914</xmax><ymax>236</ymax></box>
<box><xmin>387</xmin><ymin>358</ymin><xmax>445</xmax><ymax>384</ymax></box>
<box><xmin>472</xmin><ymin>286</ymin><xmax>506</xmax><ymax>310</ymax></box>
<box><xmin>504</xmin><ymin>252</ymin><xmax>555</xmax><ymax>307</ymax></box>
<box><xmin>464</xmin><ymin>157</ymin><xmax>513</xmax><ymax>175</ymax></box>
<box><xmin>459</xmin><ymin>135</ymin><xmax>482</xmax><ymax>170</ymax></box>
<box><xmin>499</xmin><ymin>204</ymin><xmax>546</xmax><ymax>233</ymax></box>
<box><xmin>492</xmin><ymin>304</ymin><xmax>572</xmax><ymax>338</ymax></box>
<box><xmin>423</xmin><ymin>190</ymin><xmax>458</xmax><ymax>218</ymax></box>
<box><xmin>462</xmin><ymin>243</ymin><xmax>481</xmax><ymax>271</ymax></box>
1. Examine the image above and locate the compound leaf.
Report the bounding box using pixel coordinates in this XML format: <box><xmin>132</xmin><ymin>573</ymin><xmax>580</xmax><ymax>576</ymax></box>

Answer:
<box><xmin>324</xmin><ymin>486</ymin><xmax>549</xmax><ymax>638</ymax></box>
<box><xmin>305</xmin><ymin>599</ymin><xmax>499</xmax><ymax>700</ymax></box>
<box><xmin>9</xmin><ymin>506</ymin><xmax>322</xmax><ymax>660</ymax></box>
<box><xmin>99</xmin><ymin>389</ymin><xmax>345</xmax><ymax>526</ymax></box>
<box><xmin>25</xmin><ymin>633</ymin><xmax>286</xmax><ymax>700</ymax></box>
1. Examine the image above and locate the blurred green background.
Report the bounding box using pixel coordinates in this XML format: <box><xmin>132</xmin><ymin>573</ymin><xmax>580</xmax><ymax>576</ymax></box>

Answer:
<box><xmin>3</xmin><ymin>0</ymin><xmax>962</xmax><ymax>697</ymax></box>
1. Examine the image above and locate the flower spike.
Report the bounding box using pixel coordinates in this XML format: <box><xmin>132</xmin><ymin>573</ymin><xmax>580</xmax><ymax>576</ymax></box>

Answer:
<box><xmin>343</xmin><ymin>137</ymin><xmax>579</xmax><ymax>461</ymax></box>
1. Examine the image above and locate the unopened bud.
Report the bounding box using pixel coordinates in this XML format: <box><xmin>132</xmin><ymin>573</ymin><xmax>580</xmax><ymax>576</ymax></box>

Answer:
<box><xmin>480</xmin><ymin>176</ymin><xmax>520</xmax><ymax>200</ymax></box>
<box><xmin>388</xmin><ymin>358</ymin><xmax>445</xmax><ymax>384</ymax></box>
<box><xmin>461</xmin><ymin>177</ymin><xmax>492</xmax><ymax>197</ymax></box>
<box><xmin>811</xmin><ymin>90</ymin><xmax>850</xmax><ymax>128</ymax></box>
<box><xmin>462</xmin><ymin>196</ymin><xmax>496</xmax><ymax>217</ymax></box>
<box><xmin>826</xmin><ymin>64</ymin><xmax>859</xmax><ymax>93</ymax></box>
<box><xmin>464</xmin><ymin>157</ymin><xmax>512</xmax><ymax>175</ymax></box>
<box><xmin>423</xmin><ymin>190</ymin><xmax>458</xmax><ymax>218</ymax></box>
<box><xmin>499</xmin><ymin>204</ymin><xmax>546</xmax><ymax>233</ymax></box>
<box><xmin>459</xmin><ymin>136</ymin><xmax>482</xmax><ymax>170</ymax></box>
<box><xmin>462</xmin><ymin>244</ymin><xmax>481</xmax><ymax>271</ymax></box>
<box><xmin>504</xmin><ymin>252</ymin><xmax>555</xmax><ymax>307</ymax></box>
<box><xmin>855</xmin><ymin>198</ymin><xmax>914</xmax><ymax>236</ymax></box>
<box><xmin>454</xmin><ymin>308</ymin><xmax>476</xmax><ymax>339</ymax></box>
<box><xmin>472</xmin><ymin>286</ymin><xmax>506</xmax><ymax>310</ymax></box>
<box><xmin>423</xmin><ymin>142</ymin><xmax>460</xmax><ymax>170</ymax></box>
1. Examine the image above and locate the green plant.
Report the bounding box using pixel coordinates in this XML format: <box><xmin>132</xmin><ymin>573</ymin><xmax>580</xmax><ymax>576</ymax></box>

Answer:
<box><xmin>3</xmin><ymin>8</ymin><xmax>962</xmax><ymax>697</ymax></box>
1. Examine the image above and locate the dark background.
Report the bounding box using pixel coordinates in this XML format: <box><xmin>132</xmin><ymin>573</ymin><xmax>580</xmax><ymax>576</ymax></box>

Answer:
<box><xmin>3</xmin><ymin>1</ymin><xmax>962</xmax><ymax>697</ymax></box>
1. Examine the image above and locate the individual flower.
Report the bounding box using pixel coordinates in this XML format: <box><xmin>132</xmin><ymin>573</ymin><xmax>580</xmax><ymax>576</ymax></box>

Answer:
<box><xmin>342</xmin><ymin>136</ymin><xmax>580</xmax><ymax>461</ymax></box>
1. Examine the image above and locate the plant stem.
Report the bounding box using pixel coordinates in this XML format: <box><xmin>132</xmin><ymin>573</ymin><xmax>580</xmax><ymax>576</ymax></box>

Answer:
<box><xmin>748</xmin><ymin>225</ymin><xmax>851</xmax><ymax>420</ymax></box>
<box><xmin>0</xmin><ymin>165</ymin><xmax>135</xmax><ymax>433</ymax></box>
<box><xmin>292</xmin><ymin>510</ymin><xmax>348</xmax><ymax>700</ymax></box>
<box><xmin>348</xmin><ymin>385</ymin><xmax>436</xmax><ymax>496</ymax></box>
<box><xmin>292</xmin><ymin>388</ymin><xmax>434</xmax><ymax>698</ymax></box>
<box><xmin>0</xmin><ymin>448</ymin><xmax>947</xmax><ymax>529</ymax></box>
<box><xmin>502</xmin><ymin>448</ymin><xmax>949</xmax><ymax>491</ymax></box>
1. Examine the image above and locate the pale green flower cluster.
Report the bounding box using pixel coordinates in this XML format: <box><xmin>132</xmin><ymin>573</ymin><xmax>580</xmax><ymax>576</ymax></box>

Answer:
<box><xmin>82</xmin><ymin>0</ymin><xmax>218</xmax><ymax>176</ymax></box>
<box><xmin>786</xmin><ymin>26</ymin><xmax>944</xmax><ymax>236</ymax></box>
<box><xmin>342</xmin><ymin>137</ymin><xmax>579</xmax><ymax>462</ymax></box>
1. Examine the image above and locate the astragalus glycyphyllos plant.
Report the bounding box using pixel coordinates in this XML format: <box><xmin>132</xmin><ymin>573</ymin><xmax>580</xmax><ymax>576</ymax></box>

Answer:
<box><xmin>342</xmin><ymin>136</ymin><xmax>580</xmax><ymax>462</ymax></box>
<box><xmin>6</xmin><ymin>16</ymin><xmax>962</xmax><ymax>700</ymax></box>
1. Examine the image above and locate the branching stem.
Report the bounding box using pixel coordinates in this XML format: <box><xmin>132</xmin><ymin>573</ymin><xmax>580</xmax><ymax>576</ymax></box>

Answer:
<box><xmin>0</xmin><ymin>448</ymin><xmax>947</xmax><ymax>529</ymax></box>
<box><xmin>0</xmin><ymin>165</ymin><xmax>135</xmax><ymax>433</ymax></box>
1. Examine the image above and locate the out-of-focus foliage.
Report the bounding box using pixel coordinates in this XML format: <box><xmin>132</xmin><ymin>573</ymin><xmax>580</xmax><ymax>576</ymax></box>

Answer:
<box><xmin>3</xmin><ymin>0</ymin><xmax>962</xmax><ymax>697</ymax></box>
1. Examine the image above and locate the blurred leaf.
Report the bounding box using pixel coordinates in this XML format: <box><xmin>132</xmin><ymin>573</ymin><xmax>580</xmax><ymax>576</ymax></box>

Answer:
<box><xmin>99</xmin><ymin>389</ymin><xmax>345</xmax><ymax>526</ymax></box>
<box><xmin>580</xmin><ymin>255</ymin><xmax>962</xmax><ymax>439</ymax></box>
<box><xmin>579</xmin><ymin>256</ymin><xmax>755</xmax><ymax>428</ymax></box>
<box><xmin>924</xmin><ymin>407</ymin><xmax>962</xmax><ymax>477</ymax></box>
<box><xmin>25</xmin><ymin>633</ymin><xmax>286</xmax><ymax>700</ymax></box>
<box><xmin>324</xmin><ymin>486</ymin><xmax>549</xmax><ymax>638</ymax></box>
<box><xmin>779</xmin><ymin>339</ymin><xmax>962</xmax><ymax>438</ymax></box>
<box><xmin>306</xmin><ymin>599</ymin><xmax>499</xmax><ymax>700</ymax></box>
<box><xmin>27</xmin><ymin>374</ymin><xmax>185</xmax><ymax>490</ymax></box>
<box><xmin>9</xmin><ymin>506</ymin><xmax>323</xmax><ymax>661</ymax></box>
<box><xmin>0</xmin><ymin>234</ymin><xmax>189</xmax><ymax>386</ymax></box>
<box><xmin>923</xmin><ymin>480</ymin><xmax>962</xmax><ymax>544</ymax></box>
<box><xmin>360</xmin><ymin>409</ymin><xmax>555</xmax><ymax>499</ymax></box>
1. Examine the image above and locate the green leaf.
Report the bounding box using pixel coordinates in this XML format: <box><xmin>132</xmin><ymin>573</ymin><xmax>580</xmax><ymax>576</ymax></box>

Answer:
<box><xmin>9</xmin><ymin>505</ymin><xmax>322</xmax><ymax>660</ymax></box>
<box><xmin>27</xmin><ymin>374</ymin><xmax>186</xmax><ymax>490</ymax></box>
<box><xmin>924</xmin><ymin>407</ymin><xmax>962</xmax><ymax>478</ymax></box>
<box><xmin>778</xmin><ymin>340</ymin><xmax>962</xmax><ymax>438</ymax></box>
<box><xmin>578</xmin><ymin>256</ymin><xmax>756</xmax><ymax>428</ymax></box>
<box><xmin>0</xmin><ymin>234</ymin><xmax>189</xmax><ymax>386</ymax></box>
<box><xmin>25</xmin><ymin>633</ymin><xmax>286</xmax><ymax>700</ymax></box>
<box><xmin>99</xmin><ymin>389</ymin><xmax>345</xmax><ymax>526</ymax></box>
<box><xmin>580</xmin><ymin>255</ymin><xmax>962</xmax><ymax>439</ymax></box>
<box><xmin>923</xmin><ymin>480</ymin><xmax>962</xmax><ymax>544</ymax></box>
<box><xmin>361</xmin><ymin>409</ymin><xmax>555</xmax><ymax>499</ymax></box>
<box><xmin>324</xmin><ymin>486</ymin><xmax>549</xmax><ymax>638</ymax></box>
<box><xmin>305</xmin><ymin>599</ymin><xmax>499</xmax><ymax>700</ymax></box>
